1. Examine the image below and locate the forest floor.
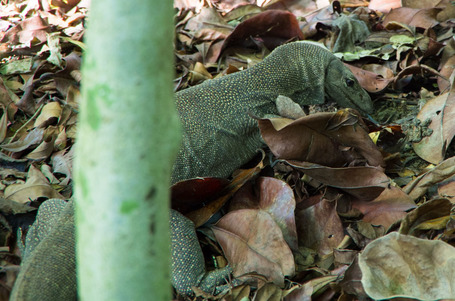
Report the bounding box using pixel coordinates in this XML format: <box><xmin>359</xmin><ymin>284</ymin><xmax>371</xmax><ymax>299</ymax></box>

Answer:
<box><xmin>0</xmin><ymin>0</ymin><xmax>454</xmax><ymax>300</ymax></box>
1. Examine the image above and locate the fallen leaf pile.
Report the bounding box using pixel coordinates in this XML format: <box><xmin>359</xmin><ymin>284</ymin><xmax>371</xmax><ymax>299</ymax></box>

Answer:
<box><xmin>0</xmin><ymin>0</ymin><xmax>455</xmax><ymax>300</ymax></box>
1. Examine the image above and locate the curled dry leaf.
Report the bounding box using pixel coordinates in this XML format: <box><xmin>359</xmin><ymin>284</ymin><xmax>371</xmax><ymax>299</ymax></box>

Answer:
<box><xmin>0</xmin><ymin>77</ymin><xmax>19</xmax><ymax>118</ymax></box>
<box><xmin>172</xmin><ymin>155</ymin><xmax>262</xmax><ymax>227</ymax></box>
<box><xmin>1</xmin><ymin>15</ymin><xmax>50</xmax><ymax>46</ymax></box>
<box><xmin>0</xmin><ymin>107</ymin><xmax>8</xmax><ymax>144</ymax></box>
<box><xmin>403</xmin><ymin>156</ymin><xmax>455</xmax><ymax>200</ymax></box>
<box><xmin>300</xmin><ymin>1</ymin><xmax>341</xmax><ymax>38</ymax></box>
<box><xmin>229</xmin><ymin>177</ymin><xmax>298</xmax><ymax>251</ymax></box>
<box><xmin>398</xmin><ymin>197</ymin><xmax>452</xmax><ymax>235</ymax></box>
<box><xmin>438</xmin><ymin>178</ymin><xmax>455</xmax><ymax>202</ymax></box>
<box><xmin>350</xmin><ymin>186</ymin><xmax>416</xmax><ymax>229</ymax></box>
<box><xmin>438</xmin><ymin>38</ymin><xmax>455</xmax><ymax>87</ymax></box>
<box><xmin>212</xmin><ymin>209</ymin><xmax>295</xmax><ymax>287</ymax></box>
<box><xmin>368</xmin><ymin>0</ymin><xmax>401</xmax><ymax>13</ymax></box>
<box><xmin>346</xmin><ymin>63</ymin><xmax>393</xmax><ymax>93</ymax></box>
<box><xmin>45</xmin><ymin>32</ymin><xmax>63</xmax><ymax>67</ymax></box>
<box><xmin>255</xmin><ymin>283</ymin><xmax>283</xmax><ymax>301</ymax></box>
<box><xmin>51</xmin><ymin>146</ymin><xmax>74</xmax><ymax>186</ymax></box>
<box><xmin>359</xmin><ymin>232</ymin><xmax>455</xmax><ymax>300</ymax></box>
<box><xmin>382</xmin><ymin>7</ymin><xmax>441</xmax><ymax>29</ymax></box>
<box><xmin>438</xmin><ymin>55</ymin><xmax>455</xmax><ymax>94</ymax></box>
<box><xmin>288</xmin><ymin>162</ymin><xmax>388</xmax><ymax>201</ymax></box>
<box><xmin>49</xmin><ymin>0</ymin><xmax>81</xmax><ymax>13</ymax></box>
<box><xmin>5</xmin><ymin>165</ymin><xmax>64</xmax><ymax>203</ymax></box>
<box><xmin>34</xmin><ymin>102</ymin><xmax>62</xmax><ymax>128</ymax></box>
<box><xmin>0</xmin><ymin>128</ymin><xmax>44</xmax><ymax>153</ymax></box>
<box><xmin>275</xmin><ymin>95</ymin><xmax>306</xmax><ymax>120</ymax></box>
<box><xmin>0</xmin><ymin>198</ymin><xmax>37</xmax><ymax>215</ymax></box>
<box><xmin>171</xmin><ymin>177</ymin><xmax>230</xmax><ymax>214</ymax></box>
<box><xmin>412</xmin><ymin>83</ymin><xmax>455</xmax><ymax>164</ymax></box>
<box><xmin>258</xmin><ymin>110</ymin><xmax>384</xmax><ymax>168</ymax></box>
<box><xmin>394</xmin><ymin>64</ymin><xmax>445</xmax><ymax>91</ymax></box>
<box><xmin>26</xmin><ymin>132</ymin><xmax>57</xmax><ymax>161</ymax></box>
<box><xmin>295</xmin><ymin>197</ymin><xmax>344</xmax><ymax>256</ymax></box>
<box><xmin>221</xmin><ymin>10</ymin><xmax>304</xmax><ymax>53</ymax></box>
<box><xmin>285</xmin><ymin>275</ymin><xmax>338</xmax><ymax>301</ymax></box>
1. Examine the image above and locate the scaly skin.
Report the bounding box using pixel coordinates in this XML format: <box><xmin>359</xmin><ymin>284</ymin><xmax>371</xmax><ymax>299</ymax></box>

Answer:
<box><xmin>172</xmin><ymin>41</ymin><xmax>373</xmax><ymax>183</ymax></box>
<box><xmin>11</xmin><ymin>42</ymin><xmax>373</xmax><ymax>300</ymax></box>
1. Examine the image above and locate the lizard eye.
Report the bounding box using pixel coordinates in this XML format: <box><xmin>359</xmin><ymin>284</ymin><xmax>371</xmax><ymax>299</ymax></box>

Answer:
<box><xmin>346</xmin><ymin>78</ymin><xmax>355</xmax><ymax>87</ymax></box>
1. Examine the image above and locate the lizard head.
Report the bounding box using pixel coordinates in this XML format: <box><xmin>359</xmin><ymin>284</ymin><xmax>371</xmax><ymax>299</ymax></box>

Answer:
<box><xmin>324</xmin><ymin>59</ymin><xmax>373</xmax><ymax>115</ymax></box>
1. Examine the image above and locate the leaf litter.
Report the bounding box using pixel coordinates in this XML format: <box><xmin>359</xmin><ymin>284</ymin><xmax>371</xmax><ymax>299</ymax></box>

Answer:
<box><xmin>1</xmin><ymin>0</ymin><xmax>455</xmax><ymax>300</ymax></box>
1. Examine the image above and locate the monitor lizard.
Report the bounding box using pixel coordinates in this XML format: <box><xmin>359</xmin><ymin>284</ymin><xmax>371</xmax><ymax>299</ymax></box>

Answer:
<box><xmin>10</xmin><ymin>41</ymin><xmax>373</xmax><ymax>300</ymax></box>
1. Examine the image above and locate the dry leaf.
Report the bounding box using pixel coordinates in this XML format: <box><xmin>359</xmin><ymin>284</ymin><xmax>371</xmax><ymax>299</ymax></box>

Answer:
<box><xmin>212</xmin><ymin>209</ymin><xmax>295</xmax><ymax>287</ymax></box>
<box><xmin>5</xmin><ymin>165</ymin><xmax>64</xmax><ymax>203</ymax></box>
<box><xmin>351</xmin><ymin>186</ymin><xmax>416</xmax><ymax>229</ymax></box>
<box><xmin>403</xmin><ymin>156</ymin><xmax>455</xmax><ymax>200</ymax></box>
<box><xmin>296</xmin><ymin>197</ymin><xmax>344</xmax><ymax>256</ymax></box>
<box><xmin>34</xmin><ymin>102</ymin><xmax>62</xmax><ymax>128</ymax></box>
<box><xmin>412</xmin><ymin>86</ymin><xmax>455</xmax><ymax>164</ymax></box>
<box><xmin>287</xmin><ymin>162</ymin><xmax>389</xmax><ymax>201</ymax></box>
<box><xmin>258</xmin><ymin>110</ymin><xmax>384</xmax><ymax>168</ymax></box>
<box><xmin>359</xmin><ymin>232</ymin><xmax>455</xmax><ymax>300</ymax></box>
<box><xmin>398</xmin><ymin>198</ymin><xmax>452</xmax><ymax>235</ymax></box>
<box><xmin>0</xmin><ymin>128</ymin><xmax>44</xmax><ymax>152</ymax></box>
<box><xmin>229</xmin><ymin>177</ymin><xmax>298</xmax><ymax>251</ymax></box>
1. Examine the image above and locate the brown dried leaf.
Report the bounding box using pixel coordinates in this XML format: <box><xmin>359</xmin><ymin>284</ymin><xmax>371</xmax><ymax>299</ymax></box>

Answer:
<box><xmin>258</xmin><ymin>110</ymin><xmax>384</xmax><ymax>168</ymax></box>
<box><xmin>402</xmin><ymin>0</ymin><xmax>449</xmax><ymax>9</ymax></box>
<box><xmin>223</xmin><ymin>4</ymin><xmax>263</xmax><ymax>22</ymax></box>
<box><xmin>369</xmin><ymin>0</ymin><xmax>401</xmax><ymax>13</ymax></box>
<box><xmin>284</xmin><ymin>275</ymin><xmax>338</xmax><ymax>300</ymax></box>
<box><xmin>438</xmin><ymin>178</ymin><xmax>455</xmax><ymax>202</ymax></box>
<box><xmin>255</xmin><ymin>283</ymin><xmax>282</xmax><ymax>301</ymax></box>
<box><xmin>346</xmin><ymin>64</ymin><xmax>394</xmax><ymax>93</ymax></box>
<box><xmin>0</xmin><ymin>109</ymin><xmax>8</xmax><ymax>144</ymax></box>
<box><xmin>212</xmin><ymin>209</ymin><xmax>295</xmax><ymax>287</ymax></box>
<box><xmin>171</xmin><ymin>177</ymin><xmax>230</xmax><ymax>214</ymax></box>
<box><xmin>1</xmin><ymin>16</ymin><xmax>50</xmax><ymax>46</ymax></box>
<box><xmin>34</xmin><ymin>102</ymin><xmax>62</xmax><ymax>128</ymax></box>
<box><xmin>4</xmin><ymin>165</ymin><xmax>64</xmax><ymax>203</ymax></box>
<box><xmin>0</xmin><ymin>128</ymin><xmax>44</xmax><ymax>152</ymax></box>
<box><xmin>382</xmin><ymin>7</ymin><xmax>441</xmax><ymax>29</ymax></box>
<box><xmin>394</xmin><ymin>64</ymin><xmax>444</xmax><ymax>91</ymax></box>
<box><xmin>26</xmin><ymin>132</ymin><xmax>56</xmax><ymax>161</ymax></box>
<box><xmin>338</xmin><ymin>256</ymin><xmax>367</xmax><ymax>297</ymax></box>
<box><xmin>287</xmin><ymin>162</ymin><xmax>389</xmax><ymax>201</ymax></box>
<box><xmin>412</xmin><ymin>86</ymin><xmax>455</xmax><ymax>164</ymax></box>
<box><xmin>300</xmin><ymin>2</ymin><xmax>340</xmax><ymax>38</ymax></box>
<box><xmin>221</xmin><ymin>10</ymin><xmax>304</xmax><ymax>53</ymax></box>
<box><xmin>439</xmin><ymin>56</ymin><xmax>455</xmax><ymax>94</ymax></box>
<box><xmin>0</xmin><ymin>77</ymin><xmax>19</xmax><ymax>118</ymax></box>
<box><xmin>403</xmin><ymin>157</ymin><xmax>455</xmax><ymax>200</ymax></box>
<box><xmin>229</xmin><ymin>177</ymin><xmax>298</xmax><ymax>251</ymax></box>
<box><xmin>51</xmin><ymin>146</ymin><xmax>73</xmax><ymax>186</ymax></box>
<box><xmin>186</xmin><ymin>157</ymin><xmax>263</xmax><ymax>227</ymax></box>
<box><xmin>295</xmin><ymin>197</ymin><xmax>344</xmax><ymax>256</ymax></box>
<box><xmin>50</xmin><ymin>0</ymin><xmax>81</xmax><ymax>13</ymax></box>
<box><xmin>54</xmin><ymin>52</ymin><xmax>82</xmax><ymax>97</ymax></box>
<box><xmin>359</xmin><ymin>232</ymin><xmax>455</xmax><ymax>300</ymax></box>
<box><xmin>351</xmin><ymin>186</ymin><xmax>416</xmax><ymax>229</ymax></box>
<box><xmin>398</xmin><ymin>198</ymin><xmax>452</xmax><ymax>235</ymax></box>
<box><xmin>184</xmin><ymin>6</ymin><xmax>229</xmax><ymax>37</ymax></box>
